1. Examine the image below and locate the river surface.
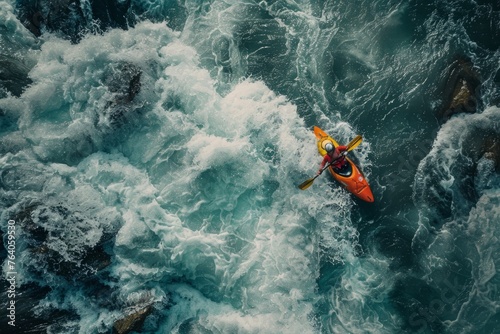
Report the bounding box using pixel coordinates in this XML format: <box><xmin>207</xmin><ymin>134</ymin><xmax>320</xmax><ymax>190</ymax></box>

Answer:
<box><xmin>1</xmin><ymin>0</ymin><xmax>499</xmax><ymax>333</ymax></box>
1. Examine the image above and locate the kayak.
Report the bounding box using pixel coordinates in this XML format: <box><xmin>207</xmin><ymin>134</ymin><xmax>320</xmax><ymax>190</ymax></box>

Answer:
<box><xmin>314</xmin><ymin>126</ymin><xmax>374</xmax><ymax>202</ymax></box>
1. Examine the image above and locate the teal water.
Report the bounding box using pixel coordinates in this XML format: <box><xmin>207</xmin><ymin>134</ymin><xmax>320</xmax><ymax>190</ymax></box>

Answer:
<box><xmin>0</xmin><ymin>0</ymin><xmax>499</xmax><ymax>333</ymax></box>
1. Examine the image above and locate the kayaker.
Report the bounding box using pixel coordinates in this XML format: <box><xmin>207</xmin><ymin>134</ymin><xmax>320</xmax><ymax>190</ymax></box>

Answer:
<box><xmin>317</xmin><ymin>142</ymin><xmax>348</xmax><ymax>174</ymax></box>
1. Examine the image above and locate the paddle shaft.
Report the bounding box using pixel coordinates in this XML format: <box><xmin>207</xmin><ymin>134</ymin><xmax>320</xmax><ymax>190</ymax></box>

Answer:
<box><xmin>297</xmin><ymin>152</ymin><xmax>347</xmax><ymax>190</ymax></box>
<box><xmin>317</xmin><ymin>151</ymin><xmax>347</xmax><ymax>174</ymax></box>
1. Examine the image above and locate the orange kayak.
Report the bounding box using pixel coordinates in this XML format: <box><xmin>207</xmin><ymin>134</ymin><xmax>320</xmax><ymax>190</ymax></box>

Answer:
<box><xmin>314</xmin><ymin>126</ymin><xmax>374</xmax><ymax>202</ymax></box>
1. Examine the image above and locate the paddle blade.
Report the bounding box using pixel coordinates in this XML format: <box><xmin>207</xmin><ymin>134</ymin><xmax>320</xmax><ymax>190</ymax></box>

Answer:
<box><xmin>298</xmin><ymin>177</ymin><xmax>315</xmax><ymax>190</ymax></box>
<box><xmin>347</xmin><ymin>135</ymin><xmax>362</xmax><ymax>151</ymax></box>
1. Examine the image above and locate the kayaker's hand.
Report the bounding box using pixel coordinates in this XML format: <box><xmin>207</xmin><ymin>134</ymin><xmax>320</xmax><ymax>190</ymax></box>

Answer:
<box><xmin>317</xmin><ymin>169</ymin><xmax>322</xmax><ymax>175</ymax></box>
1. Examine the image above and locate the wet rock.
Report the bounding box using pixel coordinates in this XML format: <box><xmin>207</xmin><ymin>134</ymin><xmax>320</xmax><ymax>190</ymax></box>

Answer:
<box><xmin>32</xmin><ymin>244</ymin><xmax>112</xmax><ymax>281</ymax></box>
<box><xmin>484</xmin><ymin>152</ymin><xmax>498</xmax><ymax>168</ymax></box>
<box><xmin>16</xmin><ymin>0</ymin><xmax>135</xmax><ymax>42</ymax></box>
<box><xmin>81</xmin><ymin>245</ymin><xmax>112</xmax><ymax>272</ymax></box>
<box><xmin>213</xmin><ymin>36</ymin><xmax>233</xmax><ymax>75</ymax></box>
<box><xmin>482</xmin><ymin>138</ymin><xmax>500</xmax><ymax>171</ymax></box>
<box><xmin>16</xmin><ymin>203</ymin><xmax>47</xmax><ymax>245</ymax></box>
<box><xmin>16</xmin><ymin>0</ymin><xmax>87</xmax><ymax>43</ymax></box>
<box><xmin>21</xmin><ymin>10</ymin><xmax>44</xmax><ymax>37</ymax></box>
<box><xmin>15</xmin><ymin>204</ymin><xmax>113</xmax><ymax>280</ymax></box>
<box><xmin>0</xmin><ymin>282</ymin><xmax>78</xmax><ymax>334</ymax></box>
<box><xmin>103</xmin><ymin>62</ymin><xmax>142</xmax><ymax>126</ymax></box>
<box><xmin>3</xmin><ymin>202</ymin><xmax>121</xmax><ymax>333</ymax></box>
<box><xmin>438</xmin><ymin>57</ymin><xmax>481</xmax><ymax>122</ymax></box>
<box><xmin>105</xmin><ymin>62</ymin><xmax>142</xmax><ymax>102</ymax></box>
<box><xmin>113</xmin><ymin>305</ymin><xmax>153</xmax><ymax>334</ymax></box>
<box><xmin>13</xmin><ymin>0</ymin><xmax>192</xmax><ymax>43</ymax></box>
<box><xmin>493</xmin><ymin>70</ymin><xmax>500</xmax><ymax>107</ymax></box>
<box><xmin>0</xmin><ymin>54</ymin><xmax>33</xmax><ymax>97</ymax></box>
<box><xmin>46</xmin><ymin>0</ymin><xmax>87</xmax><ymax>42</ymax></box>
<box><xmin>15</xmin><ymin>1</ymin><xmax>44</xmax><ymax>37</ymax></box>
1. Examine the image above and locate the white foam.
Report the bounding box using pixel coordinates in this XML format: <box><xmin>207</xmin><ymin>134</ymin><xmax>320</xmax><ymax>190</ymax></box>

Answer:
<box><xmin>0</xmin><ymin>0</ymin><xmax>39</xmax><ymax>46</ymax></box>
<box><xmin>412</xmin><ymin>107</ymin><xmax>500</xmax><ymax>332</ymax></box>
<box><xmin>441</xmin><ymin>190</ymin><xmax>500</xmax><ymax>332</ymax></box>
<box><xmin>325</xmin><ymin>253</ymin><xmax>400</xmax><ymax>333</ymax></box>
<box><xmin>0</xmin><ymin>12</ymin><xmax>365</xmax><ymax>333</ymax></box>
<box><xmin>414</xmin><ymin>106</ymin><xmax>500</xmax><ymax>221</ymax></box>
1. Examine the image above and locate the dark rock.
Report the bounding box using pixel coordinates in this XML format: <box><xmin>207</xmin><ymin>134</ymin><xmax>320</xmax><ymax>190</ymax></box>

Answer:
<box><xmin>16</xmin><ymin>0</ymin><xmax>87</xmax><ymax>43</ymax></box>
<box><xmin>0</xmin><ymin>282</ymin><xmax>78</xmax><ymax>334</ymax></box>
<box><xmin>31</xmin><ymin>244</ymin><xmax>112</xmax><ymax>281</ymax></box>
<box><xmin>17</xmin><ymin>203</ymin><xmax>48</xmax><ymax>245</ymax></box>
<box><xmin>105</xmin><ymin>62</ymin><xmax>142</xmax><ymax>101</ymax></box>
<box><xmin>82</xmin><ymin>245</ymin><xmax>112</xmax><ymax>272</ymax></box>
<box><xmin>16</xmin><ymin>0</ymin><xmax>135</xmax><ymax>42</ymax></box>
<box><xmin>213</xmin><ymin>36</ymin><xmax>233</xmax><ymax>75</ymax></box>
<box><xmin>13</xmin><ymin>0</ymin><xmax>192</xmax><ymax>42</ymax></box>
<box><xmin>0</xmin><ymin>54</ymin><xmax>33</xmax><ymax>97</ymax></box>
<box><xmin>103</xmin><ymin>62</ymin><xmax>142</xmax><ymax>126</ymax></box>
<box><xmin>438</xmin><ymin>57</ymin><xmax>481</xmax><ymax>122</ymax></box>
<box><xmin>15</xmin><ymin>1</ymin><xmax>45</xmax><ymax>38</ymax></box>
<box><xmin>481</xmin><ymin>138</ymin><xmax>500</xmax><ymax>171</ymax></box>
<box><xmin>22</xmin><ymin>10</ymin><xmax>44</xmax><ymax>37</ymax></box>
<box><xmin>46</xmin><ymin>0</ymin><xmax>87</xmax><ymax>43</ymax></box>
<box><xmin>16</xmin><ymin>204</ymin><xmax>113</xmax><ymax>280</ymax></box>
<box><xmin>113</xmin><ymin>305</ymin><xmax>153</xmax><ymax>334</ymax></box>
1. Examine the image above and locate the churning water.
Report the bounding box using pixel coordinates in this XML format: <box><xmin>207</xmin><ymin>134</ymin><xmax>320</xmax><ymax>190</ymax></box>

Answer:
<box><xmin>0</xmin><ymin>0</ymin><xmax>499</xmax><ymax>333</ymax></box>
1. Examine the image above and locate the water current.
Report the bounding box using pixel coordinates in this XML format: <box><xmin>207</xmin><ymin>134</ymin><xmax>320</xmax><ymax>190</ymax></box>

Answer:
<box><xmin>0</xmin><ymin>0</ymin><xmax>499</xmax><ymax>333</ymax></box>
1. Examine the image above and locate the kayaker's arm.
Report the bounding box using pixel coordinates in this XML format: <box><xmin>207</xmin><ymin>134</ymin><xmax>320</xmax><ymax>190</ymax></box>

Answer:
<box><xmin>318</xmin><ymin>155</ymin><xmax>331</xmax><ymax>175</ymax></box>
<box><xmin>318</xmin><ymin>149</ymin><xmax>350</xmax><ymax>175</ymax></box>
<box><xmin>337</xmin><ymin>145</ymin><xmax>348</xmax><ymax>153</ymax></box>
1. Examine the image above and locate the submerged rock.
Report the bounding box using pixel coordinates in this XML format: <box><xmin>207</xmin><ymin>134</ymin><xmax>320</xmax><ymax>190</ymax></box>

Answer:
<box><xmin>15</xmin><ymin>0</ymin><xmax>192</xmax><ymax>42</ymax></box>
<box><xmin>16</xmin><ymin>0</ymin><xmax>134</xmax><ymax>43</ymax></box>
<box><xmin>484</xmin><ymin>151</ymin><xmax>499</xmax><ymax>169</ymax></box>
<box><xmin>438</xmin><ymin>57</ymin><xmax>481</xmax><ymax>122</ymax></box>
<box><xmin>105</xmin><ymin>62</ymin><xmax>142</xmax><ymax>103</ymax></box>
<box><xmin>213</xmin><ymin>36</ymin><xmax>233</xmax><ymax>75</ymax></box>
<box><xmin>31</xmin><ymin>244</ymin><xmax>112</xmax><ymax>280</ymax></box>
<box><xmin>0</xmin><ymin>54</ymin><xmax>33</xmax><ymax>97</ymax></box>
<box><xmin>16</xmin><ymin>204</ymin><xmax>114</xmax><ymax>280</ymax></box>
<box><xmin>1</xmin><ymin>203</ymin><xmax>122</xmax><ymax>331</ymax></box>
<box><xmin>113</xmin><ymin>305</ymin><xmax>153</xmax><ymax>334</ymax></box>
<box><xmin>482</xmin><ymin>138</ymin><xmax>500</xmax><ymax>171</ymax></box>
<box><xmin>102</xmin><ymin>62</ymin><xmax>142</xmax><ymax>126</ymax></box>
<box><xmin>0</xmin><ymin>282</ymin><xmax>78</xmax><ymax>334</ymax></box>
<box><xmin>16</xmin><ymin>0</ymin><xmax>87</xmax><ymax>43</ymax></box>
<box><xmin>19</xmin><ymin>10</ymin><xmax>44</xmax><ymax>37</ymax></box>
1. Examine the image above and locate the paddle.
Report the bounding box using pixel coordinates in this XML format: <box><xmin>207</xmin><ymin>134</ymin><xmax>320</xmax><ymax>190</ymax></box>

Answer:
<box><xmin>298</xmin><ymin>135</ymin><xmax>362</xmax><ymax>190</ymax></box>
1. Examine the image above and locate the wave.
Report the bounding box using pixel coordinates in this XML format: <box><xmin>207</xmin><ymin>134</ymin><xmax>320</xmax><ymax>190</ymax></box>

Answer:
<box><xmin>0</xmin><ymin>16</ymin><xmax>360</xmax><ymax>332</ymax></box>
